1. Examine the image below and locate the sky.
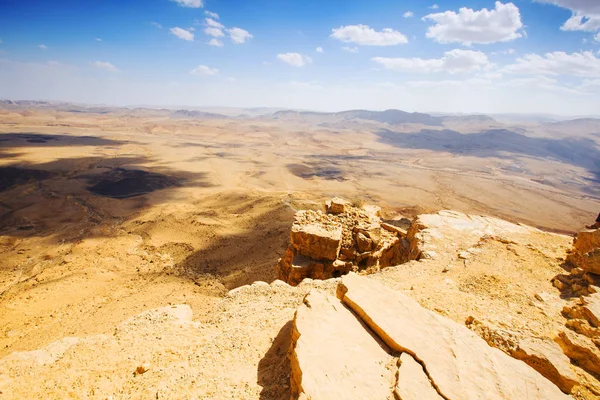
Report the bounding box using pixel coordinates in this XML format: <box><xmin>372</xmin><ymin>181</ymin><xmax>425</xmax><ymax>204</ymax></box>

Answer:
<box><xmin>0</xmin><ymin>0</ymin><xmax>600</xmax><ymax>114</ymax></box>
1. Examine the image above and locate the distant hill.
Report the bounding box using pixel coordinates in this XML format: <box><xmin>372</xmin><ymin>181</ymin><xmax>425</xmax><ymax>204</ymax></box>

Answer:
<box><xmin>170</xmin><ymin>109</ymin><xmax>228</xmax><ymax>119</ymax></box>
<box><xmin>270</xmin><ymin>109</ymin><xmax>496</xmax><ymax>126</ymax></box>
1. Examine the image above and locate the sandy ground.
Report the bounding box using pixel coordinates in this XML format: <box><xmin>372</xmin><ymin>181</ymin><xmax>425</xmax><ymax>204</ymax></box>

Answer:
<box><xmin>0</xmin><ymin>107</ymin><xmax>599</xmax><ymax>398</ymax></box>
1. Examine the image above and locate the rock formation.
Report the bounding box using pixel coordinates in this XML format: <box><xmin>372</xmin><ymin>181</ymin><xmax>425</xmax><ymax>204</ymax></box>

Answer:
<box><xmin>290</xmin><ymin>273</ymin><xmax>569</xmax><ymax>399</ymax></box>
<box><xmin>566</xmin><ymin>227</ymin><xmax>600</xmax><ymax>275</ymax></box>
<box><xmin>277</xmin><ymin>198</ymin><xmax>409</xmax><ymax>285</ymax></box>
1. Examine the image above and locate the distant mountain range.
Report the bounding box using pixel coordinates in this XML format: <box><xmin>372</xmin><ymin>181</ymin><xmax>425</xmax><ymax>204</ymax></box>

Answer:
<box><xmin>2</xmin><ymin>100</ymin><xmax>599</xmax><ymax>127</ymax></box>
<box><xmin>269</xmin><ymin>109</ymin><xmax>495</xmax><ymax>126</ymax></box>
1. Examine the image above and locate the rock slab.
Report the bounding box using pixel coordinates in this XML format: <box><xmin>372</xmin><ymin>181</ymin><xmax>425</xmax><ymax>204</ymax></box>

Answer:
<box><xmin>338</xmin><ymin>273</ymin><xmax>569</xmax><ymax>400</ymax></box>
<box><xmin>289</xmin><ymin>290</ymin><xmax>395</xmax><ymax>400</ymax></box>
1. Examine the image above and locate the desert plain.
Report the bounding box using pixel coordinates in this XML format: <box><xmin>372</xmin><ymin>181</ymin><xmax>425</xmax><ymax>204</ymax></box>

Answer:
<box><xmin>1</xmin><ymin>102</ymin><xmax>600</xmax><ymax>399</ymax></box>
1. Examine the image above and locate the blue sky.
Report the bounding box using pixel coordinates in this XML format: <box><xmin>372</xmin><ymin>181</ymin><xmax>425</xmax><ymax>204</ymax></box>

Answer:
<box><xmin>1</xmin><ymin>0</ymin><xmax>599</xmax><ymax>114</ymax></box>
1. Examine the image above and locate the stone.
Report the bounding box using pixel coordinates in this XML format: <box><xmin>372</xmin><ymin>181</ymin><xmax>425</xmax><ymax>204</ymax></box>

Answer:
<box><xmin>395</xmin><ymin>353</ymin><xmax>443</xmax><ymax>400</ymax></box>
<box><xmin>572</xmin><ymin>228</ymin><xmax>600</xmax><ymax>255</ymax></box>
<box><xmin>290</xmin><ymin>222</ymin><xmax>342</xmax><ymax>261</ymax></box>
<box><xmin>135</xmin><ymin>362</ymin><xmax>151</xmax><ymax>375</ymax></box>
<box><xmin>326</xmin><ymin>197</ymin><xmax>351</xmax><ymax>214</ymax></box>
<box><xmin>289</xmin><ymin>290</ymin><xmax>395</xmax><ymax>400</ymax></box>
<box><xmin>458</xmin><ymin>251</ymin><xmax>470</xmax><ymax>260</ymax></box>
<box><xmin>355</xmin><ymin>232</ymin><xmax>373</xmax><ymax>253</ymax></box>
<box><xmin>581</xmin><ymin>293</ymin><xmax>600</xmax><ymax>327</ymax></box>
<box><xmin>571</xmin><ymin>248</ymin><xmax>600</xmax><ymax>275</ymax></box>
<box><xmin>556</xmin><ymin>329</ymin><xmax>600</xmax><ymax>376</ymax></box>
<box><xmin>512</xmin><ymin>339</ymin><xmax>578</xmax><ymax>394</ymax></box>
<box><xmin>338</xmin><ymin>273</ymin><xmax>569</xmax><ymax>400</ymax></box>
<box><xmin>381</xmin><ymin>222</ymin><xmax>407</xmax><ymax>237</ymax></box>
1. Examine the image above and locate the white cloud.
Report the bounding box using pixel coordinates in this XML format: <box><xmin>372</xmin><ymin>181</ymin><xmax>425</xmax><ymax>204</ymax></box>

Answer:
<box><xmin>206</xmin><ymin>18</ymin><xmax>224</xmax><ymax>29</ymax></box>
<box><xmin>579</xmin><ymin>78</ymin><xmax>600</xmax><ymax>92</ymax></box>
<box><xmin>277</xmin><ymin>53</ymin><xmax>312</xmax><ymax>67</ymax></box>
<box><xmin>372</xmin><ymin>49</ymin><xmax>493</xmax><ymax>74</ymax></box>
<box><xmin>430</xmin><ymin>4</ymin><xmax>439</xmax><ymax>9</ymax></box>
<box><xmin>316</xmin><ymin>47</ymin><xmax>324</xmax><ymax>53</ymax></box>
<box><xmin>403</xmin><ymin>11</ymin><xmax>414</xmax><ymax>18</ymax></box>
<box><xmin>331</xmin><ymin>24</ymin><xmax>408</xmax><ymax>46</ymax></box>
<box><xmin>91</xmin><ymin>61</ymin><xmax>118</xmax><ymax>73</ymax></box>
<box><xmin>423</xmin><ymin>2</ymin><xmax>524</xmax><ymax>45</ymax></box>
<box><xmin>342</xmin><ymin>46</ymin><xmax>359</xmax><ymax>53</ymax></box>
<box><xmin>228</xmin><ymin>27</ymin><xmax>252</xmax><ymax>44</ymax></box>
<box><xmin>172</xmin><ymin>0</ymin><xmax>203</xmax><ymax>8</ymax></box>
<box><xmin>208</xmin><ymin>38</ymin><xmax>224</xmax><ymax>47</ymax></box>
<box><xmin>205</xmin><ymin>10</ymin><xmax>219</xmax><ymax>19</ymax></box>
<box><xmin>205</xmin><ymin>27</ymin><xmax>224</xmax><ymax>37</ymax></box>
<box><xmin>170</xmin><ymin>27</ymin><xmax>194</xmax><ymax>41</ymax></box>
<box><xmin>39</xmin><ymin>44</ymin><xmax>47</xmax><ymax>50</ymax></box>
<box><xmin>502</xmin><ymin>51</ymin><xmax>600</xmax><ymax>77</ymax></box>
<box><xmin>190</xmin><ymin>65</ymin><xmax>218</xmax><ymax>75</ymax></box>
<box><xmin>95</xmin><ymin>38</ymin><xmax>102</xmax><ymax>42</ymax></box>
<box><xmin>152</xmin><ymin>21</ymin><xmax>163</xmax><ymax>29</ymax></box>
<box><xmin>535</xmin><ymin>0</ymin><xmax>600</xmax><ymax>31</ymax></box>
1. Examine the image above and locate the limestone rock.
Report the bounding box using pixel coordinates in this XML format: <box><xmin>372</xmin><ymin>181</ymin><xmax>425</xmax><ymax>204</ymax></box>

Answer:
<box><xmin>512</xmin><ymin>339</ymin><xmax>578</xmax><ymax>394</ymax></box>
<box><xmin>573</xmin><ymin>228</ymin><xmax>600</xmax><ymax>255</ymax></box>
<box><xmin>581</xmin><ymin>293</ymin><xmax>600</xmax><ymax>327</ymax></box>
<box><xmin>290</xmin><ymin>220</ymin><xmax>342</xmax><ymax>261</ymax></box>
<box><xmin>571</xmin><ymin>248</ymin><xmax>600</xmax><ymax>275</ymax></box>
<box><xmin>556</xmin><ymin>329</ymin><xmax>600</xmax><ymax>376</ymax></box>
<box><xmin>277</xmin><ymin>199</ymin><xmax>408</xmax><ymax>285</ymax></box>
<box><xmin>289</xmin><ymin>290</ymin><xmax>395</xmax><ymax>400</ymax></box>
<box><xmin>338</xmin><ymin>273</ymin><xmax>569</xmax><ymax>400</ymax></box>
<box><xmin>326</xmin><ymin>197</ymin><xmax>351</xmax><ymax>214</ymax></box>
<box><xmin>395</xmin><ymin>353</ymin><xmax>443</xmax><ymax>400</ymax></box>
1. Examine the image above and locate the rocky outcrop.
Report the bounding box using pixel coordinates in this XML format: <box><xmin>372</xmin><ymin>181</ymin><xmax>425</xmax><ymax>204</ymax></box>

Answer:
<box><xmin>566</xmin><ymin>228</ymin><xmax>600</xmax><ymax>275</ymax></box>
<box><xmin>277</xmin><ymin>199</ymin><xmax>409</xmax><ymax>285</ymax></box>
<box><xmin>289</xmin><ymin>290</ymin><xmax>396</xmax><ymax>400</ymax></box>
<box><xmin>290</xmin><ymin>274</ymin><xmax>568</xmax><ymax>400</ymax></box>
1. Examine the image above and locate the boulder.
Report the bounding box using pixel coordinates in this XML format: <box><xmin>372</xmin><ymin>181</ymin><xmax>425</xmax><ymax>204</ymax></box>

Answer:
<box><xmin>569</xmin><ymin>248</ymin><xmax>600</xmax><ymax>275</ymax></box>
<box><xmin>290</xmin><ymin>222</ymin><xmax>342</xmax><ymax>261</ymax></box>
<box><xmin>338</xmin><ymin>273</ymin><xmax>569</xmax><ymax>400</ymax></box>
<box><xmin>326</xmin><ymin>197</ymin><xmax>351</xmax><ymax>214</ymax></box>
<box><xmin>573</xmin><ymin>228</ymin><xmax>600</xmax><ymax>255</ymax></box>
<box><xmin>289</xmin><ymin>290</ymin><xmax>395</xmax><ymax>400</ymax></box>
<box><xmin>395</xmin><ymin>353</ymin><xmax>443</xmax><ymax>400</ymax></box>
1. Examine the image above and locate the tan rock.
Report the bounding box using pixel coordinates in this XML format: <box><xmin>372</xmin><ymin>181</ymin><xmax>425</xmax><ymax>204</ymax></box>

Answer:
<box><xmin>556</xmin><ymin>330</ymin><xmax>600</xmax><ymax>376</ymax></box>
<box><xmin>395</xmin><ymin>353</ymin><xmax>443</xmax><ymax>400</ymax></box>
<box><xmin>512</xmin><ymin>339</ymin><xmax>578</xmax><ymax>394</ymax></box>
<box><xmin>290</xmin><ymin>222</ymin><xmax>342</xmax><ymax>261</ymax></box>
<box><xmin>326</xmin><ymin>197</ymin><xmax>351</xmax><ymax>214</ymax></box>
<box><xmin>573</xmin><ymin>228</ymin><xmax>600</xmax><ymax>255</ymax></box>
<box><xmin>355</xmin><ymin>231</ymin><xmax>374</xmax><ymax>252</ymax></box>
<box><xmin>289</xmin><ymin>290</ymin><xmax>395</xmax><ymax>400</ymax></box>
<box><xmin>338</xmin><ymin>273</ymin><xmax>569</xmax><ymax>400</ymax></box>
<box><xmin>581</xmin><ymin>293</ymin><xmax>600</xmax><ymax>327</ymax></box>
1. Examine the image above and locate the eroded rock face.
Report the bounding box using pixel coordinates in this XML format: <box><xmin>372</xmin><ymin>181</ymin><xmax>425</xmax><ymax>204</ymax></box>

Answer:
<box><xmin>567</xmin><ymin>228</ymin><xmax>600</xmax><ymax>275</ymax></box>
<box><xmin>277</xmin><ymin>199</ymin><xmax>409</xmax><ymax>285</ymax></box>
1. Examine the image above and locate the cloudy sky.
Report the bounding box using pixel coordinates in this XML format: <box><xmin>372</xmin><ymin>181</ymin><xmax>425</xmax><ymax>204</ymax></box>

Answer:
<box><xmin>1</xmin><ymin>0</ymin><xmax>599</xmax><ymax>114</ymax></box>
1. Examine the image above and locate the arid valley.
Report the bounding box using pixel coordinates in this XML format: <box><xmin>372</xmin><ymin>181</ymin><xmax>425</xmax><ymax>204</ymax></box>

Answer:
<box><xmin>1</xmin><ymin>102</ymin><xmax>600</xmax><ymax>399</ymax></box>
